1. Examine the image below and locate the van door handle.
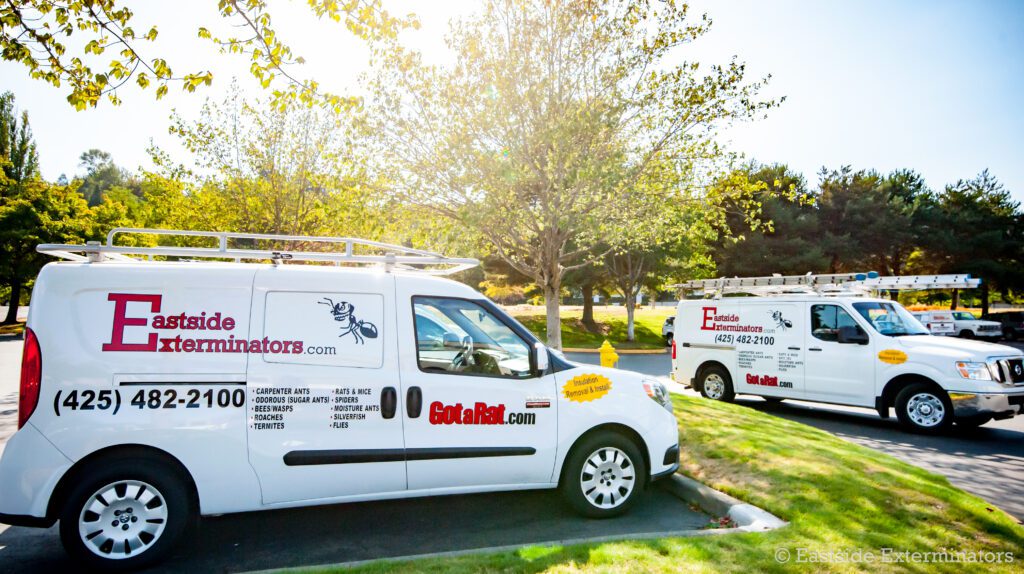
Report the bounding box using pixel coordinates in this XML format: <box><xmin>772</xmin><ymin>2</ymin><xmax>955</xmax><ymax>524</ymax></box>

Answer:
<box><xmin>380</xmin><ymin>387</ymin><xmax>397</xmax><ymax>419</ymax></box>
<box><xmin>407</xmin><ymin>386</ymin><xmax>422</xmax><ymax>418</ymax></box>
<box><xmin>808</xmin><ymin>347</ymin><xmax>822</xmax><ymax>352</ymax></box>
<box><xmin>788</xmin><ymin>346</ymin><xmax>800</xmax><ymax>351</ymax></box>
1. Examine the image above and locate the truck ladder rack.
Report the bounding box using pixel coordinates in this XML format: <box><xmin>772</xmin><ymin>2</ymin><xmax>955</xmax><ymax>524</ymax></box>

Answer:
<box><xmin>675</xmin><ymin>272</ymin><xmax>981</xmax><ymax>297</ymax></box>
<box><xmin>37</xmin><ymin>228</ymin><xmax>479</xmax><ymax>276</ymax></box>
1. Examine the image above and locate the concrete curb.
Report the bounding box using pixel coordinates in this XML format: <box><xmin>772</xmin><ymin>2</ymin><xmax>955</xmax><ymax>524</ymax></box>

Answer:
<box><xmin>562</xmin><ymin>347</ymin><xmax>667</xmax><ymax>355</ymax></box>
<box><xmin>662</xmin><ymin>474</ymin><xmax>788</xmax><ymax>533</ymax></box>
<box><xmin>242</xmin><ymin>476</ymin><xmax>786</xmax><ymax>573</ymax></box>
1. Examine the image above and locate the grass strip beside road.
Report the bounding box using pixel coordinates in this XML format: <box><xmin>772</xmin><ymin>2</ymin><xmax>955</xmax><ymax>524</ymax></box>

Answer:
<box><xmin>317</xmin><ymin>394</ymin><xmax>1024</xmax><ymax>573</ymax></box>
<box><xmin>507</xmin><ymin>306</ymin><xmax>674</xmax><ymax>350</ymax></box>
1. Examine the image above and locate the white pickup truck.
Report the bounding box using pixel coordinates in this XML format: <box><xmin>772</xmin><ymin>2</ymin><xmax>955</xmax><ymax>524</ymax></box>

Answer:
<box><xmin>913</xmin><ymin>310</ymin><xmax>1002</xmax><ymax>340</ymax></box>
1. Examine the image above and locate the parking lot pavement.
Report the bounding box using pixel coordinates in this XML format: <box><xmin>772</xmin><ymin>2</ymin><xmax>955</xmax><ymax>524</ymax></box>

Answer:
<box><xmin>0</xmin><ymin>483</ymin><xmax>707</xmax><ymax>573</ymax></box>
<box><xmin>564</xmin><ymin>352</ymin><xmax>671</xmax><ymax>377</ymax></box>
<box><xmin>0</xmin><ymin>338</ymin><xmax>20</xmax><ymax>446</ymax></box>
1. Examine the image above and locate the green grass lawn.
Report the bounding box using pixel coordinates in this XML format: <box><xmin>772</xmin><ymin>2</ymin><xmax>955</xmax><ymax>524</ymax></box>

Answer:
<box><xmin>506</xmin><ymin>306</ymin><xmax>674</xmax><ymax>350</ymax></box>
<box><xmin>0</xmin><ymin>322</ymin><xmax>25</xmax><ymax>336</ymax></box>
<box><xmin>317</xmin><ymin>394</ymin><xmax>1024</xmax><ymax>573</ymax></box>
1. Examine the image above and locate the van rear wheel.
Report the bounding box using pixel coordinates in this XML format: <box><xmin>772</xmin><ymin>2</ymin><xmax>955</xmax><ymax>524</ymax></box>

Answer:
<box><xmin>59</xmin><ymin>457</ymin><xmax>194</xmax><ymax>571</ymax></box>
<box><xmin>697</xmin><ymin>366</ymin><xmax>734</xmax><ymax>402</ymax></box>
<box><xmin>894</xmin><ymin>384</ymin><xmax>953</xmax><ymax>434</ymax></box>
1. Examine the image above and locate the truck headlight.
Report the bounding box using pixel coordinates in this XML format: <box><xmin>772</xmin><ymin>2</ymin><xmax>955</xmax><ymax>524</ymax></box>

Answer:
<box><xmin>642</xmin><ymin>378</ymin><xmax>671</xmax><ymax>409</ymax></box>
<box><xmin>955</xmin><ymin>361</ymin><xmax>993</xmax><ymax>381</ymax></box>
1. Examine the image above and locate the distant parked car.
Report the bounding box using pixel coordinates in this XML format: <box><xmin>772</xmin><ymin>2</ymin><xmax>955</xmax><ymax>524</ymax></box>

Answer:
<box><xmin>945</xmin><ymin>311</ymin><xmax>1002</xmax><ymax>340</ymax></box>
<box><xmin>982</xmin><ymin>311</ymin><xmax>1024</xmax><ymax>341</ymax></box>
<box><xmin>911</xmin><ymin>311</ymin><xmax>955</xmax><ymax>336</ymax></box>
<box><xmin>662</xmin><ymin>316</ymin><xmax>674</xmax><ymax>345</ymax></box>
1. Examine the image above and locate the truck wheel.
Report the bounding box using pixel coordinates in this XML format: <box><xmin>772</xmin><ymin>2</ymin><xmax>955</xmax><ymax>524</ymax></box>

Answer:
<box><xmin>561</xmin><ymin>431</ymin><xmax>645</xmax><ymax>518</ymax></box>
<box><xmin>958</xmin><ymin>330</ymin><xmax>974</xmax><ymax>339</ymax></box>
<box><xmin>59</xmin><ymin>457</ymin><xmax>195</xmax><ymax>571</ymax></box>
<box><xmin>894</xmin><ymin>384</ymin><xmax>953</xmax><ymax>434</ymax></box>
<box><xmin>697</xmin><ymin>366</ymin><xmax>734</xmax><ymax>402</ymax></box>
<box><xmin>956</xmin><ymin>414</ymin><xmax>992</xmax><ymax>429</ymax></box>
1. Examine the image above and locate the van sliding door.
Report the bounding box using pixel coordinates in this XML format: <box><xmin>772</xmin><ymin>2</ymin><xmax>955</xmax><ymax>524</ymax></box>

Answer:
<box><xmin>246</xmin><ymin>268</ymin><xmax>406</xmax><ymax>505</ymax></box>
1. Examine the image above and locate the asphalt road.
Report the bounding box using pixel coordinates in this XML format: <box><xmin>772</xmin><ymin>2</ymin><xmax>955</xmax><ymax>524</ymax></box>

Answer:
<box><xmin>0</xmin><ymin>338</ymin><xmax>706</xmax><ymax>572</ymax></box>
<box><xmin>0</xmin><ymin>485</ymin><xmax>705</xmax><ymax>573</ymax></box>
<box><xmin>568</xmin><ymin>346</ymin><xmax>1024</xmax><ymax>522</ymax></box>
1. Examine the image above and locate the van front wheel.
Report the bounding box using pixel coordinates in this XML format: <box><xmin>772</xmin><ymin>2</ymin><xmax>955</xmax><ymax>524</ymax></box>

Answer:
<box><xmin>894</xmin><ymin>384</ymin><xmax>953</xmax><ymax>433</ymax></box>
<box><xmin>59</xmin><ymin>458</ymin><xmax>194</xmax><ymax>571</ymax></box>
<box><xmin>561</xmin><ymin>432</ymin><xmax>645</xmax><ymax>518</ymax></box>
<box><xmin>698</xmin><ymin>366</ymin><xmax>734</xmax><ymax>402</ymax></box>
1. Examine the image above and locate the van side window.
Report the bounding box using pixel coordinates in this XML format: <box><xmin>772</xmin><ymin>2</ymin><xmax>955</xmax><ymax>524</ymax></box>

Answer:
<box><xmin>413</xmin><ymin>297</ymin><xmax>532</xmax><ymax>379</ymax></box>
<box><xmin>810</xmin><ymin>304</ymin><xmax>858</xmax><ymax>342</ymax></box>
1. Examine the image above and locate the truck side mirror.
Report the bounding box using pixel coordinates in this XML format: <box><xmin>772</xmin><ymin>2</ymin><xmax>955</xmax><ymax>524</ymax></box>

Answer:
<box><xmin>534</xmin><ymin>342</ymin><xmax>549</xmax><ymax>374</ymax></box>
<box><xmin>838</xmin><ymin>325</ymin><xmax>869</xmax><ymax>345</ymax></box>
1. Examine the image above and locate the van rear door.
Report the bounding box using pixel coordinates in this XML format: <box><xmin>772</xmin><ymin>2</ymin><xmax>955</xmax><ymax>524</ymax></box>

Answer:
<box><xmin>730</xmin><ymin>301</ymin><xmax>805</xmax><ymax>397</ymax></box>
<box><xmin>246</xmin><ymin>268</ymin><xmax>407</xmax><ymax>505</ymax></box>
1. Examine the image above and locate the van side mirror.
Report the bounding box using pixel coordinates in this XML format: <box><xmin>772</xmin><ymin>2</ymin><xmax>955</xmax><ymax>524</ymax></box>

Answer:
<box><xmin>534</xmin><ymin>342</ymin><xmax>549</xmax><ymax>374</ymax></box>
<box><xmin>838</xmin><ymin>325</ymin><xmax>869</xmax><ymax>345</ymax></box>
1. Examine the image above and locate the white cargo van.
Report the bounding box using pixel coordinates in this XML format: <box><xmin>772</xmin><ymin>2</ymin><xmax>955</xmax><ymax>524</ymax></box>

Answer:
<box><xmin>671</xmin><ymin>274</ymin><xmax>1024</xmax><ymax>434</ymax></box>
<box><xmin>0</xmin><ymin>229</ymin><xmax>678</xmax><ymax>570</ymax></box>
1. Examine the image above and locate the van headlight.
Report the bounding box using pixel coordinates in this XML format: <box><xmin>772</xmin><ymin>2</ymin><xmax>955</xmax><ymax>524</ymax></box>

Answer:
<box><xmin>642</xmin><ymin>378</ymin><xmax>671</xmax><ymax>409</ymax></box>
<box><xmin>955</xmin><ymin>361</ymin><xmax>993</xmax><ymax>381</ymax></box>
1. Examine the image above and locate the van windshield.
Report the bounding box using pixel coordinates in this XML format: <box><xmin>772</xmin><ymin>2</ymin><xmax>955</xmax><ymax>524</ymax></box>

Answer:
<box><xmin>852</xmin><ymin>302</ymin><xmax>930</xmax><ymax>337</ymax></box>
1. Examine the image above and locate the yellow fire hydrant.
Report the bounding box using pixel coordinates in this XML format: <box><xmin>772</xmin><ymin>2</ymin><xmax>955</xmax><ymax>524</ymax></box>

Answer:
<box><xmin>599</xmin><ymin>340</ymin><xmax>619</xmax><ymax>368</ymax></box>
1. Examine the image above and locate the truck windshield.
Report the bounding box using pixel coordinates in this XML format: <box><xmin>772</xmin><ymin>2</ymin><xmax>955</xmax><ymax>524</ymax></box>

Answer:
<box><xmin>852</xmin><ymin>301</ymin><xmax>930</xmax><ymax>337</ymax></box>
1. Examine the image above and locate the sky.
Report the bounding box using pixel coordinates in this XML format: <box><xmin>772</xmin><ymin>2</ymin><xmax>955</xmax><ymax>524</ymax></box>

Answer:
<box><xmin>2</xmin><ymin>0</ymin><xmax>1023</xmax><ymax>201</ymax></box>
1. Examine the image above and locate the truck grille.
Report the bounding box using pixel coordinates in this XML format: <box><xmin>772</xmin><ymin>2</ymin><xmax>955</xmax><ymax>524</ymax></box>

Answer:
<box><xmin>998</xmin><ymin>359</ymin><xmax>1024</xmax><ymax>384</ymax></box>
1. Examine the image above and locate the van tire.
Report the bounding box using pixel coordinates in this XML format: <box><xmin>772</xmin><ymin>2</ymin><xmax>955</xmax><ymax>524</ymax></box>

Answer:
<box><xmin>561</xmin><ymin>431</ymin><xmax>646</xmax><ymax>518</ymax></box>
<box><xmin>58</xmin><ymin>457</ymin><xmax>195</xmax><ymax>571</ymax></box>
<box><xmin>894</xmin><ymin>384</ymin><xmax>953</xmax><ymax>434</ymax></box>
<box><xmin>697</xmin><ymin>365</ymin><xmax>734</xmax><ymax>402</ymax></box>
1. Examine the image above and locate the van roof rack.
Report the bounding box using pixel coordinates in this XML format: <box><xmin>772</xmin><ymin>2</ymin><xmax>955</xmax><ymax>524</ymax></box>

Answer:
<box><xmin>674</xmin><ymin>272</ymin><xmax>981</xmax><ymax>298</ymax></box>
<box><xmin>37</xmin><ymin>228</ymin><xmax>479</xmax><ymax>276</ymax></box>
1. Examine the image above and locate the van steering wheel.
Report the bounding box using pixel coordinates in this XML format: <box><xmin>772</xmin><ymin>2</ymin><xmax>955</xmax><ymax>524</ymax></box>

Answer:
<box><xmin>452</xmin><ymin>335</ymin><xmax>475</xmax><ymax>370</ymax></box>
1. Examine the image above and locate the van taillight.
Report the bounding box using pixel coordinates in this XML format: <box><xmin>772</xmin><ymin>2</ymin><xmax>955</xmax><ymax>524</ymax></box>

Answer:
<box><xmin>671</xmin><ymin>339</ymin><xmax>677</xmax><ymax>360</ymax></box>
<box><xmin>18</xmin><ymin>327</ymin><xmax>41</xmax><ymax>429</ymax></box>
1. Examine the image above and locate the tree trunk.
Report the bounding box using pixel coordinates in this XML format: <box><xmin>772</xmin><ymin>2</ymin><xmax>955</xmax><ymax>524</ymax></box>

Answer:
<box><xmin>3</xmin><ymin>281</ymin><xmax>22</xmax><ymax>325</ymax></box>
<box><xmin>543</xmin><ymin>281</ymin><xmax>563</xmax><ymax>350</ymax></box>
<box><xmin>980</xmin><ymin>283</ymin><xmax>990</xmax><ymax>317</ymax></box>
<box><xmin>625</xmin><ymin>292</ymin><xmax>636</xmax><ymax>342</ymax></box>
<box><xmin>581</xmin><ymin>283</ymin><xmax>598</xmax><ymax>333</ymax></box>
<box><xmin>950</xmin><ymin>289</ymin><xmax>960</xmax><ymax>310</ymax></box>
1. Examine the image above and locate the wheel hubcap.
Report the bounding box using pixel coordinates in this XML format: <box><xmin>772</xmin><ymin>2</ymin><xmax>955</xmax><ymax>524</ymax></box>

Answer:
<box><xmin>704</xmin><ymin>374</ymin><xmax>725</xmax><ymax>400</ymax></box>
<box><xmin>580</xmin><ymin>447</ymin><xmax>635</xmax><ymax>509</ymax></box>
<box><xmin>907</xmin><ymin>393</ymin><xmax>945</xmax><ymax>427</ymax></box>
<box><xmin>78</xmin><ymin>480</ymin><xmax>168</xmax><ymax>559</ymax></box>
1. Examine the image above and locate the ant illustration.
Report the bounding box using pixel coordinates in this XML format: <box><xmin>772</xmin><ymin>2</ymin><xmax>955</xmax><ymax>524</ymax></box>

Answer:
<box><xmin>318</xmin><ymin>298</ymin><xmax>379</xmax><ymax>344</ymax></box>
<box><xmin>770</xmin><ymin>310</ymin><xmax>793</xmax><ymax>330</ymax></box>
